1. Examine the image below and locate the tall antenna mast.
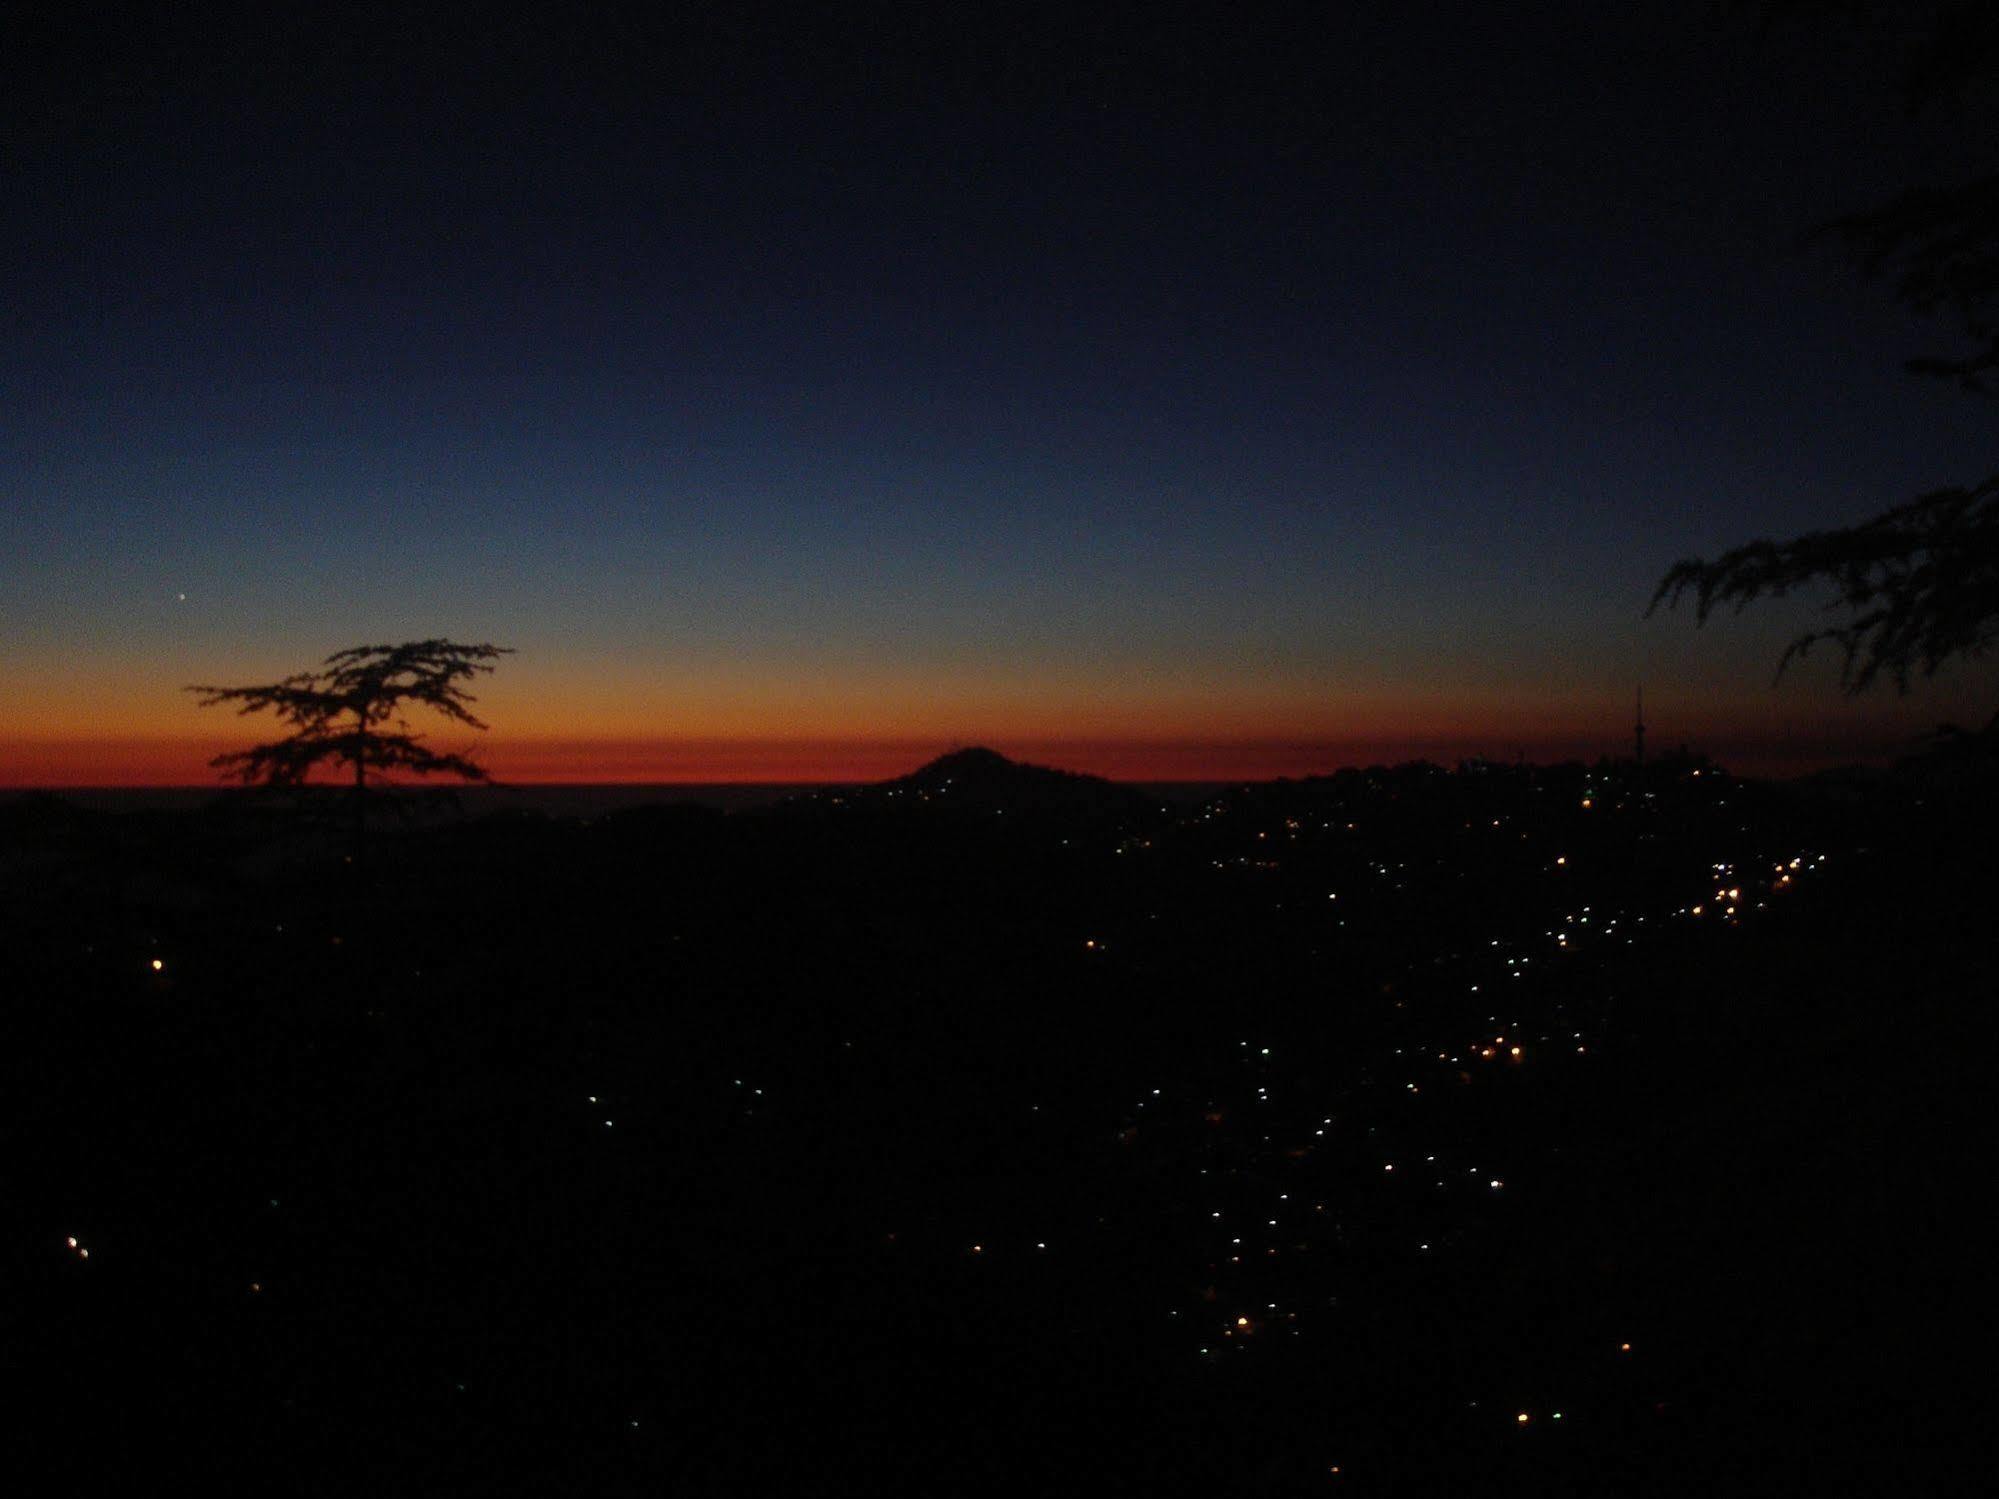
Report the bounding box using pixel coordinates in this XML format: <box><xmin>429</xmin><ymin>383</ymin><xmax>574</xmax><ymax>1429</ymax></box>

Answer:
<box><xmin>1634</xmin><ymin>684</ymin><xmax>1646</xmax><ymax>766</ymax></box>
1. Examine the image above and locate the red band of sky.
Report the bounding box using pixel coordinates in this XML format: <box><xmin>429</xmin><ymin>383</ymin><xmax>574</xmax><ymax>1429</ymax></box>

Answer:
<box><xmin>0</xmin><ymin>719</ymin><xmax>1940</xmax><ymax>787</ymax></box>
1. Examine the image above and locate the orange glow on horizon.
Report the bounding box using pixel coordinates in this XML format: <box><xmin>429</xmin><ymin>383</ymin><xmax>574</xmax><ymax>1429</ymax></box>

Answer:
<box><xmin>0</xmin><ymin>734</ymin><xmax>1501</xmax><ymax>787</ymax></box>
<box><xmin>3</xmin><ymin>648</ymin><xmax>1955</xmax><ymax>788</ymax></box>
<box><xmin>0</xmin><ymin>718</ymin><xmax>1930</xmax><ymax>787</ymax></box>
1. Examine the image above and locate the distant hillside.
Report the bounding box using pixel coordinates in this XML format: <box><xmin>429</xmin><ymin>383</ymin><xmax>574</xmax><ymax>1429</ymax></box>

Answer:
<box><xmin>788</xmin><ymin>746</ymin><xmax>1165</xmax><ymax>820</ymax></box>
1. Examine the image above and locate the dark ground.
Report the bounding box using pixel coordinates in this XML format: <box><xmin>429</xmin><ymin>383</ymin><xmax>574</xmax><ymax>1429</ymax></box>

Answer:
<box><xmin>2</xmin><ymin>753</ymin><xmax>1988</xmax><ymax>1494</ymax></box>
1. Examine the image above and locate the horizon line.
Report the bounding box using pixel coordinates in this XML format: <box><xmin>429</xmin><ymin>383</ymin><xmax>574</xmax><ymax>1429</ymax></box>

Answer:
<box><xmin>0</xmin><ymin>724</ymin><xmax>1932</xmax><ymax>788</ymax></box>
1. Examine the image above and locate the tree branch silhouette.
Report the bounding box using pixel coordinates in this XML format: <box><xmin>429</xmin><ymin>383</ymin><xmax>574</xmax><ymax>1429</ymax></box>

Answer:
<box><xmin>1816</xmin><ymin>173</ymin><xmax>1999</xmax><ymax>394</ymax></box>
<box><xmin>1653</xmin><ymin>2</ymin><xmax>1998</xmax><ymax>715</ymax></box>
<box><xmin>190</xmin><ymin>639</ymin><xmax>512</xmax><ymax>865</ymax></box>
<box><xmin>1650</xmin><ymin>477</ymin><xmax>1999</xmax><ymax>693</ymax></box>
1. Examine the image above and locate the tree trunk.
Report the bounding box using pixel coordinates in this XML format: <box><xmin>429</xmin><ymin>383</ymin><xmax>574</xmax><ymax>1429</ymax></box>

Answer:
<box><xmin>352</xmin><ymin>709</ymin><xmax>368</xmax><ymax>879</ymax></box>
<box><xmin>346</xmin><ymin>709</ymin><xmax>371</xmax><ymax>992</ymax></box>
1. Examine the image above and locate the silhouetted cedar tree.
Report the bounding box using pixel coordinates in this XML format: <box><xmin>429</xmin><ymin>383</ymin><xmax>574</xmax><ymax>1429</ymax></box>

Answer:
<box><xmin>1653</xmin><ymin>2</ymin><xmax>1999</xmax><ymax>728</ymax></box>
<box><xmin>189</xmin><ymin>639</ymin><xmax>512</xmax><ymax>865</ymax></box>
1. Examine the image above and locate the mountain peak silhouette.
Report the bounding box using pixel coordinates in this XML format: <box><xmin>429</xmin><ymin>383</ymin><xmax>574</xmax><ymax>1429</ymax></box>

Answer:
<box><xmin>904</xmin><ymin>746</ymin><xmax>1025</xmax><ymax>784</ymax></box>
<box><xmin>876</xmin><ymin>746</ymin><xmax>1157</xmax><ymax>817</ymax></box>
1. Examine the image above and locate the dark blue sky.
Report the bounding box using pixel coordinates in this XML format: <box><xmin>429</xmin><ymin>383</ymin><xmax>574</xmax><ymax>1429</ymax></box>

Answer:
<box><xmin>5</xmin><ymin>2</ymin><xmax>1993</xmax><ymax>780</ymax></box>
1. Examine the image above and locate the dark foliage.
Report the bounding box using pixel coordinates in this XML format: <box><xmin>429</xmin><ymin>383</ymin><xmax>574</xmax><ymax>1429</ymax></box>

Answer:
<box><xmin>1820</xmin><ymin>172</ymin><xmax>1999</xmax><ymax>393</ymax></box>
<box><xmin>1650</xmin><ymin>476</ymin><xmax>1999</xmax><ymax>696</ymax></box>
<box><xmin>1654</xmin><ymin>3</ymin><xmax>1998</xmax><ymax>703</ymax></box>
<box><xmin>189</xmin><ymin>640</ymin><xmax>511</xmax><ymax>791</ymax></box>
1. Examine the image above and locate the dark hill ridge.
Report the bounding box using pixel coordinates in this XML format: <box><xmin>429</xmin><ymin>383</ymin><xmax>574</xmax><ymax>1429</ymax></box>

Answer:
<box><xmin>787</xmin><ymin>746</ymin><xmax>1165</xmax><ymax>819</ymax></box>
<box><xmin>889</xmin><ymin>746</ymin><xmax>1161</xmax><ymax>811</ymax></box>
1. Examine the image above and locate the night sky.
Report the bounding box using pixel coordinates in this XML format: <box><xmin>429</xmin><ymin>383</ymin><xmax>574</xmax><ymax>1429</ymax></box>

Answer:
<box><xmin>6</xmin><ymin>2</ymin><xmax>1993</xmax><ymax>783</ymax></box>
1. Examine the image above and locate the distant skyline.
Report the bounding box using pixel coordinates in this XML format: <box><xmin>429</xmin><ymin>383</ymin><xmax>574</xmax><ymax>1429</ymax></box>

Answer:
<box><xmin>6</xmin><ymin>3</ymin><xmax>1993</xmax><ymax>784</ymax></box>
